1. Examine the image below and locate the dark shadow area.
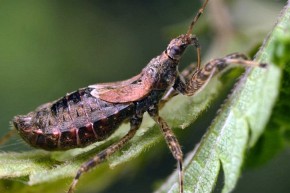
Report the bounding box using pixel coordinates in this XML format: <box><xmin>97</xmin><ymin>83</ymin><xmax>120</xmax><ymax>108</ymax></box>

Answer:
<box><xmin>213</xmin><ymin>161</ymin><xmax>225</xmax><ymax>193</ymax></box>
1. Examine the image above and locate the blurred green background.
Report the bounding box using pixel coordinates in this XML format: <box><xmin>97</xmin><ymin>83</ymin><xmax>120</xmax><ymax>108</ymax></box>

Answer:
<box><xmin>0</xmin><ymin>0</ymin><xmax>289</xmax><ymax>193</ymax></box>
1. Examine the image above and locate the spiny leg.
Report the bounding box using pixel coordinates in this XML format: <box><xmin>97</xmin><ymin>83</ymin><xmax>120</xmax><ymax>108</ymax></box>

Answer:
<box><xmin>175</xmin><ymin>53</ymin><xmax>266</xmax><ymax>96</ymax></box>
<box><xmin>68</xmin><ymin>116</ymin><xmax>142</xmax><ymax>193</ymax></box>
<box><xmin>148</xmin><ymin>106</ymin><xmax>184</xmax><ymax>193</ymax></box>
<box><xmin>0</xmin><ymin>130</ymin><xmax>16</xmax><ymax>145</ymax></box>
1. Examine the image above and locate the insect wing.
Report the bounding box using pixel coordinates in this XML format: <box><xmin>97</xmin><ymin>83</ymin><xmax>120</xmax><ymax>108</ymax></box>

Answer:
<box><xmin>89</xmin><ymin>73</ymin><xmax>142</xmax><ymax>90</ymax></box>
<box><xmin>89</xmin><ymin>73</ymin><xmax>155</xmax><ymax>103</ymax></box>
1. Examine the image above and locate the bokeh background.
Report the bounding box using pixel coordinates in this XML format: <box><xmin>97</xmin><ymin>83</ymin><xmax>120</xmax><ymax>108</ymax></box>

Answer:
<box><xmin>0</xmin><ymin>0</ymin><xmax>289</xmax><ymax>193</ymax></box>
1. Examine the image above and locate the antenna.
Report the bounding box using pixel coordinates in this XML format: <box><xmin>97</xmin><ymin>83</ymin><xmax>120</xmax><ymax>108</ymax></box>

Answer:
<box><xmin>186</xmin><ymin>0</ymin><xmax>209</xmax><ymax>70</ymax></box>
<box><xmin>186</xmin><ymin>0</ymin><xmax>209</xmax><ymax>36</ymax></box>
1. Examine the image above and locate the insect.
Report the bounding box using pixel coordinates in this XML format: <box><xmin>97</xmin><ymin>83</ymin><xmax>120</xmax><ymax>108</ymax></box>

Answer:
<box><xmin>1</xmin><ymin>0</ymin><xmax>267</xmax><ymax>192</ymax></box>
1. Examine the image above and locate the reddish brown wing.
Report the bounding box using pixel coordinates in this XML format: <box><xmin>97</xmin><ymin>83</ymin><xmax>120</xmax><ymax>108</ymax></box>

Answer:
<box><xmin>90</xmin><ymin>74</ymin><xmax>142</xmax><ymax>90</ymax></box>
<box><xmin>89</xmin><ymin>73</ymin><xmax>155</xmax><ymax>103</ymax></box>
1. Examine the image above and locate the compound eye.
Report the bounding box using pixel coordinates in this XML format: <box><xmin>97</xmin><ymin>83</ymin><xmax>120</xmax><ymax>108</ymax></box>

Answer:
<box><xmin>166</xmin><ymin>38</ymin><xmax>188</xmax><ymax>60</ymax></box>
<box><xmin>171</xmin><ymin>46</ymin><xmax>182</xmax><ymax>56</ymax></box>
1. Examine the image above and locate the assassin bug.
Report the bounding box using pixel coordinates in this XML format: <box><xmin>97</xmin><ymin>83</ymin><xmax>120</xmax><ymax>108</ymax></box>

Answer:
<box><xmin>0</xmin><ymin>0</ymin><xmax>267</xmax><ymax>192</ymax></box>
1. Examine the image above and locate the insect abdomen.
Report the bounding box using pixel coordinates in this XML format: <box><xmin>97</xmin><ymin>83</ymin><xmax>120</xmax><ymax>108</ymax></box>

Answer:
<box><xmin>13</xmin><ymin>88</ymin><xmax>134</xmax><ymax>151</ymax></box>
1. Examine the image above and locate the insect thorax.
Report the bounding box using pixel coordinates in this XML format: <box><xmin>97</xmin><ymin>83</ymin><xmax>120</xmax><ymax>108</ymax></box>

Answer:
<box><xmin>146</xmin><ymin>52</ymin><xmax>179</xmax><ymax>90</ymax></box>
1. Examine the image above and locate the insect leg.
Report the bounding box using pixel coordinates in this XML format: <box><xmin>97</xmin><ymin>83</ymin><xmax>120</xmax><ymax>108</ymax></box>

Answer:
<box><xmin>68</xmin><ymin>116</ymin><xmax>142</xmax><ymax>193</ymax></box>
<box><xmin>0</xmin><ymin>130</ymin><xmax>16</xmax><ymax>145</ymax></box>
<box><xmin>148</xmin><ymin>106</ymin><xmax>184</xmax><ymax>193</ymax></box>
<box><xmin>162</xmin><ymin>63</ymin><xmax>198</xmax><ymax>101</ymax></box>
<box><xmin>175</xmin><ymin>53</ymin><xmax>267</xmax><ymax>96</ymax></box>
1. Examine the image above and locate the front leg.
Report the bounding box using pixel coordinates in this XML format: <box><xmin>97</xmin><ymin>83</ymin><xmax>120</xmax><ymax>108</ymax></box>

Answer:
<box><xmin>162</xmin><ymin>63</ymin><xmax>197</xmax><ymax>101</ymax></box>
<box><xmin>175</xmin><ymin>53</ymin><xmax>266</xmax><ymax>96</ymax></box>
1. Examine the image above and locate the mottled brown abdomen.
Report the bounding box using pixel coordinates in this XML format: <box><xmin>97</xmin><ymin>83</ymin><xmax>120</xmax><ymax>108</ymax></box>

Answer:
<box><xmin>13</xmin><ymin>88</ymin><xmax>135</xmax><ymax>150</ymax></box>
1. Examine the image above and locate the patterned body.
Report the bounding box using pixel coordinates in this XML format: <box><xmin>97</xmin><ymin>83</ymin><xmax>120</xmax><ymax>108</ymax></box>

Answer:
<box><xmin>13</xmin><ymin>87</ymin><xmax>165</xmax><ymax>150</ymax></box>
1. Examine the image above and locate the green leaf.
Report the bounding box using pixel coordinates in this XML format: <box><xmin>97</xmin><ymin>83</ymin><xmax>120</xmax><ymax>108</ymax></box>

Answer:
<box><xmin>245</xmin><ymin>3</ymin><xmax>290</xmax><ymax>168</ymax></box>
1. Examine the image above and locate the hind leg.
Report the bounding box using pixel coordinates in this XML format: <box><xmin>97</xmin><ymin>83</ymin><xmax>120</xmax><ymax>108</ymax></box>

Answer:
<box><xmin>68</xmin><ymin>116</ymin><xmax>142</xmax><ymax>193</ymax></box>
